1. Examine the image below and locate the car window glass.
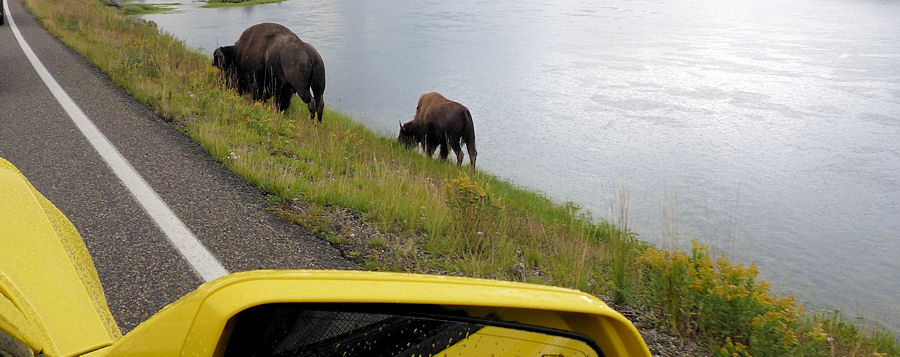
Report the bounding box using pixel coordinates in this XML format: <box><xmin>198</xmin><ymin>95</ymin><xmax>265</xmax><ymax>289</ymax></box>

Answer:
<box><xmin>221</xmin><ymin>304</ymin><xmax>601</xmax><ymax>357</ymax></box>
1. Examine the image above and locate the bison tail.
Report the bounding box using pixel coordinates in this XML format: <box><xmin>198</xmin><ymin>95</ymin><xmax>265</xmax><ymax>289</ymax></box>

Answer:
<box><xmin>310</xmin><ymin>47</ymin><xmax>326</xmax><ymax>95</ymax></box>
<box><xmin>463</xmin><ymin>109</ymin><xmax>476</xmax><ymax>148</ymax></box>
<box><xmin>463</xmin><ymin>109</ymin><xmax>477</xmax><ymax>172</ymax></box>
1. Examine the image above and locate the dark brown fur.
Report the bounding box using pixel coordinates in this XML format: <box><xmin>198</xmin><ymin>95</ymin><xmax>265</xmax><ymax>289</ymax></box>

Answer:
<box><xmin>212</xmin><ymin>45</ymin><xmax>242</xmax><ymax>92</ymax></box>
<box><xmin>398</xmin><ymin>92</ymin><xmax>477</xmax><ymax>173</ymax></box>
<box><xmin>234</xmin><ymin>23</ymin><xmax>326</xmax><ymax>120</ymax></box>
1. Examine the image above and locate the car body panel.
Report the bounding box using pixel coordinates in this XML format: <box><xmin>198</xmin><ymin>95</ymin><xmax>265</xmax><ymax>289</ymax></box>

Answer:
<box><xmin>0</xmin><ymin>158</ymin><xmax>121</xmax><ymax>356</ymax></box>
<box><xmin>0</xmin><ymin>283</ymin><xmax>43</xmax><ymax>354</ymax></box>
<box><xmin>94</xmin><ymin>270</ymin><xmax>649</xmax><ymax>356</ymax></box>
<box><xmin>439</xmin><ymin>326</ymin><xmax>599</xmax><ymax>356</ymax></box>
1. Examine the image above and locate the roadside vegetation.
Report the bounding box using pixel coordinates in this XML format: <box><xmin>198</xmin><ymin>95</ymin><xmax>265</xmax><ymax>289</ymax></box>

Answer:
<box><xmin>119</xmin><ymin>3</ymin><xmax>173</xmax><ymax>15</ymax></box>
<box><xmin>23</xmin><ymin>0</ymin><xmax>899</xmax><ymax>354</ymax></box>
<box><xmin>200</xmin><ymin>0</ymin><xmax>285</xmax><ymax>9</ymax></box>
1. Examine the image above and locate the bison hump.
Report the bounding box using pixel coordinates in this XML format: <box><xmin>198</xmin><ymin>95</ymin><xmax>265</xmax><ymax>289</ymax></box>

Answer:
<box><xmin>235</xmin><ymin>23</ymin><xmax>302</xmax><ymax>53</ymax></box>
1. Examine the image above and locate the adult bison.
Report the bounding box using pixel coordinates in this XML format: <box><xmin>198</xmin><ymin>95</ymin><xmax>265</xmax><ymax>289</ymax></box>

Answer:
<box><xmin>233</xmin><ymin>23</ymin><xmax>326</xmax><ymax>121</ymax></box>
<box><xmin>398</xmin><ymin>92</ymin><xmax>477</xmax><ymax>173</ymax></box>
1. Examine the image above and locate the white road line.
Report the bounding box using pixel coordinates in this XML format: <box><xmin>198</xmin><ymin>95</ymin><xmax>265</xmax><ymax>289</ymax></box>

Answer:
<box><xmin>4</xmin><ymin>1</ymin><xmax>229</xmax><ymax>282</ymax></box>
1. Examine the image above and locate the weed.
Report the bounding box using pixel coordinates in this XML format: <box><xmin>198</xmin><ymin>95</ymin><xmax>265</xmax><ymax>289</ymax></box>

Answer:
<box><xmin>813</xmin><ymin>310</ymin><xmax>900</xmax><ymax>356</ymax></box>
<box><xmin>362</xmin><ymin>260</ymin><xmax>379</xmax><ymax>270</ymax></box>
<box><xmin>367</xmin><ymin>237</ymin><xmax>387</xmax><ymax>248</ymax></box>
<box><xmin>272</xmin><ymin>206</ymin><xmax>329</xmax><ymax>234</ymax></box>
<box><xmin>265</xmin><ymin>194</ymin><xmax>283</xmax><ymax>204</ymax></box>
<box><xmin>443</xmin><ymin>173</ymin><xmax>505</xmax><ymax>254</ymax></box>
<box><xmin>324</xmin><ymin>232</ymin><xmax>342</xmax><ymax>244</ymax></box>
<box><xmin>608</xmin><ymin>182</ymin><xmax>636</xmax><ymax>304</ymax></box>
<box><xmin>65</xmin><ymin>17</ymin><xmax>80</xmax><ymax>32</ymax></box>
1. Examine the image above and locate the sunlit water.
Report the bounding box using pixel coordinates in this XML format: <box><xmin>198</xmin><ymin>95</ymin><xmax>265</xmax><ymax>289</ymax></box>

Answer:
<box><xmin>140</xmin><ymin>0</ymin><xmax>900</xmax><ymax>332</ymax></box>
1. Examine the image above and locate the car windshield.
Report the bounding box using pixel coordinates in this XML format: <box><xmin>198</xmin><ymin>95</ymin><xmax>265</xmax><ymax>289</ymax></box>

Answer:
<box><xmin>222</xmin><ymin>304</ymin><xmax>602</xmax><ymax>357</ymax></box>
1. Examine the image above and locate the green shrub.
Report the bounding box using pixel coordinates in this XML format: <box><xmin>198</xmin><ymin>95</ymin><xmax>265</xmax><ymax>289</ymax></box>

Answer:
<box><xmin>443</xmin><ymin>173</ymin><xmax>505</xmax><ymax>254</ymax></box>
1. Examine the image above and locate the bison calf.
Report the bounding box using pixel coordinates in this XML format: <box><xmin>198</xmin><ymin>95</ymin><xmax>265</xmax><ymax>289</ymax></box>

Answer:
<box><xmin>398</xmin><ymin>92</ymin><xmax>477</xmax><ymax>173</ymax></box>
<box><xmin>212</xmin><ymin>45</ymin><xmax>243</xmax><ymax>93</ymax></box>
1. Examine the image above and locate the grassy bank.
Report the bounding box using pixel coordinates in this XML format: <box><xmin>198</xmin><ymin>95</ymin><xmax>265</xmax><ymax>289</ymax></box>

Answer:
<box><xmin>200</xmin><ymin>0</ymin><xmax>285</xmax><ymax>9</ymax></box>
<box><xmin>119</xmin><ymin>3</ymin><xmax>173</xmax><ymax>15</ymax></box>
<box><xmin>23</xmin><ymin>0</ymin><xmax>898</xmax><ymax>354</ymax></box>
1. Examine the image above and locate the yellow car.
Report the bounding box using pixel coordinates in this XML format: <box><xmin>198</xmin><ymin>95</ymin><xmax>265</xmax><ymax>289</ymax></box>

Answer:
<box><xmin>0</xmin><ymin>157</ymin><xmax>650</xmax><ymax>357</ymax></box>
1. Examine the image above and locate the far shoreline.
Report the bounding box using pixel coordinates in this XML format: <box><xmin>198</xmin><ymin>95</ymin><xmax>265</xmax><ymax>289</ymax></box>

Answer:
<box><xmin>200</xmin><ymin>0</ymin><xmax>286</xmax><ymax>9</ymax></box>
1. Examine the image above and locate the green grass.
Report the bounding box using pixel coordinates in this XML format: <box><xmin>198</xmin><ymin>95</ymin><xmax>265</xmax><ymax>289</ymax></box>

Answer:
<box><xmin>23</xmin><ymin>0</ymin><xmax>899</xmax><ymax>354</ymax></box>
<box><xmin>120</xmin><ymin>3</ymin><xmax>174</xmax><ymax>15</ymax></box>
<box><xmin>200</xmin><ymin>0</ymin><xmax>285</xmax><ymax>8</ymax></box>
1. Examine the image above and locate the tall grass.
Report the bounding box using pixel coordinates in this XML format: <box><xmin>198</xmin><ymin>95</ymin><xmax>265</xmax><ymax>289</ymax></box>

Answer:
<box><xmin>22</xmin><ymin>0</ymin><xmax>898</xmax><ymax>354</ymax></box>
<box><xmin>119</xmin><ymin>3</ymin><xmax>172</xmax><ymax>15</ymax></box>
<box><xmin>608</xmin><ymin>181</ymin><xmax>637</xmax><ymax>304</ymax></box>
<box><xmin>200</xmin><ymin>0</ymin><xmax>286</xmax><ymax>9</ymax></box>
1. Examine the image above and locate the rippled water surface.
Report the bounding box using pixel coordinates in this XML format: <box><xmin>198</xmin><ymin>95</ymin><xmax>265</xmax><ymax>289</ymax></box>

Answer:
<box><xmin>141</xmin><ymin>0</ymin><xmax>900</xmax><ymax>331</ymax></box>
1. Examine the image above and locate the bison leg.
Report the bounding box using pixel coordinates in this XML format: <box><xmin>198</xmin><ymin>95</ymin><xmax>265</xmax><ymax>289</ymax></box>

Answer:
<box><xmin>423</xmin><ymin>130</ymin><xmax>439</xmax><ymax>158</ymax></box>
<box><xmin>466</xmin><ymin>142</ymin><xmax>477</xmax><ymax>174</ymax></box>
<box><xmin>439</xmin><ymin>142</ymin><xmax>450</xmax><ymax>161</ymax></box>
<box><xmin>306</xmin><ymin>97</ymin><xmax>317</xmax><ymax>120</ymax></box>
<box><xmin>276</xmin><ymin>84</ymin><xmax>294</xmax><ymax>111</ymax></box>
<box><xmin>295</xmin><ymin>88</ymin><xmax>318</xmax><ymax>121</ymax></box>
<box><xmin>249</xmin><ymin>80</ymin><xmax>264</xmax><ymax>100</ymax></box>
<box><xmin>314</xmin><ymin>92</ymin><xmax>324</xmax><ymax>122</ymax></box>
<box><xmin>247</xmin><ymin>71</ymin><xmax>267</xmax><ymax>101</ymax></box>
<box><xmin>450</xmin><ymin>139</ymin><xmax>464</xmax><ymax>167</ymax></box>
<box><xmin>283</xmin><ymin>68</ymin><xmax>315</xmax><ymax>120</ymax></box>
<box><xmin>438</xmin><ymin>133</ymin><xmax>452</xmax><ymax>161</ymax></box>
<box><xmin>425</xmin><ymin>141</ymin><xmax>437</xmax><ymax>158</ymax></box>
<box><xmin>252</xmin><ymin>82</ymin><xmax>268</xmax><ymax>101</ymax></box>
<box><xmin>234</xmin><ymin>73</ymin><xmax>249</xmax><ymax>95</ymax></box>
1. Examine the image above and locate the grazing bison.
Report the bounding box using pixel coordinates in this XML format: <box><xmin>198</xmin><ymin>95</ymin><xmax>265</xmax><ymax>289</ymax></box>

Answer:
<box><xmin>234</xmin><ymin>23</ymin><xmax>326</xmax><ymax>120</ymax></box>
<box><xmin>398</xmin><ymin>92</ymin><xmax>477</xmax><ymax>173</ymax></box>
<box><xmin>212</xmin><ymin>45</ymin><xmax>242</xmax><ymax>92</ymax></box>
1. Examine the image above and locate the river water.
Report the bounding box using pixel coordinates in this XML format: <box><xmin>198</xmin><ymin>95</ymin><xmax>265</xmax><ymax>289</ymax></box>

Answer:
<box><xmin>140</xmin><ymin>0</ymin><xmax>900</xmax><ymax>332</ymax></box>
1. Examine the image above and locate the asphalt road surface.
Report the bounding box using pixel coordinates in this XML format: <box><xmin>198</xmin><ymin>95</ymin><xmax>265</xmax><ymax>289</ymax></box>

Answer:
<box><xmin>0</xmin><ymin>0</ymin><xmax>353</xmax><ymax>332</ymax></box>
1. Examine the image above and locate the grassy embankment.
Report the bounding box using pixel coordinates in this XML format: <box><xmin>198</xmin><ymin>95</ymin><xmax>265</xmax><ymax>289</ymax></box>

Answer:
<box><xmin>200</xmin><ymin>0</ymin><xmax>285</xmax><ymax>9</ymax></box>
<box><xmin>119</xmin><ymin>3</ymin><xmax>173</xmax><ymax>15</ymax></box>
<box><xmin>118</xmin><ymin>0</ymin><xmax>278</xmax><ymax>13</ymax></box>
<box><xmin>23</xmin><ymin>0</ymin><xmax>898</xmax><ymax>354</ymax></box>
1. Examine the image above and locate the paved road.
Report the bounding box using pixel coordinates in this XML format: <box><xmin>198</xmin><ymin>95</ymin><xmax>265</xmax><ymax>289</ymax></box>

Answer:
<box><xmin>0</xmin><ymin>0</ymin><xmax>353</xmax><ymax>332</ymax></box>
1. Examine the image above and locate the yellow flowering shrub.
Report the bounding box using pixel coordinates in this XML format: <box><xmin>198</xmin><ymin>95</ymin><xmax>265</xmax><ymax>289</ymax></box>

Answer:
<box><xmin>716</xmin><ymin>337</ymin><xmax>752</xmax><ymax>357</ymax></box>
<box><xmin>444</xmin><ymin>173</ymin><xmax>505</xmax><ymax>253</ymax></box>
<box><xmin>638</xmin><ymin>240</ymin><xmax>823</xmax><ymax>355</ymax></box>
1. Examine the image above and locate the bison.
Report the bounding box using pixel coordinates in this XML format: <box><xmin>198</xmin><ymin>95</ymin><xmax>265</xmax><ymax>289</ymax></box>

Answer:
<box><xmin>212</xmin><ymin>45</ymin><xmax>242</xmax><ymax>92</ymax></box>
<box><xmin>228</xmin><ymin>23</ymin><xmax>326</xmax><ymax>120</ymax></box>
<box><xmin>398</xmin><ymin>92</ymin><xmax>477</xmax><ymax>173</ymax></box>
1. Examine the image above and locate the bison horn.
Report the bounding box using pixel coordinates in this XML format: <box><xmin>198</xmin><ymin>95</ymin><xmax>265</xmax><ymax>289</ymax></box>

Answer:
<box><xmin>399</xmin><ymin>120</ymin><xmax>403</xmax><ymax>129</ymax></box>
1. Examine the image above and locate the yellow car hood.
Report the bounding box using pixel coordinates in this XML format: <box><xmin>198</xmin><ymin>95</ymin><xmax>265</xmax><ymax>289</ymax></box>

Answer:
<box><xmin>95</xmin><ymin>270</ymin><xmax>649</xmax><ymax>356</ymax></box>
